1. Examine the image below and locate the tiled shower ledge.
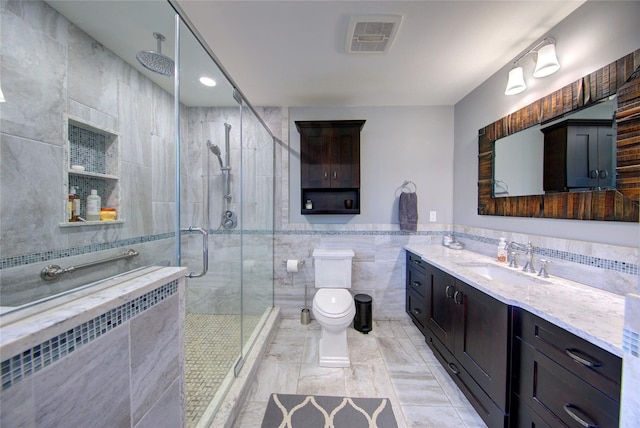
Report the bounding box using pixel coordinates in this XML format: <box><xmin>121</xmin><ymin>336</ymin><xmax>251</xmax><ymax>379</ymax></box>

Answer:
<box><xmin>406</xmin><ymin>245</ymin><xmax>625</xmax><ymax>357</ymax></box>
<box><xmin>0</xmin><ymin>266</ymin><xmax>186</xmax><ymax>361</ymax></box>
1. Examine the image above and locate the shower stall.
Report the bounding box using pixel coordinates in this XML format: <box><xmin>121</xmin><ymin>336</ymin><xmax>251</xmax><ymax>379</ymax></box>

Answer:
<box><xmin>0</xmin><ymin>1</ymin><xmax>275</xmax><ymax>426</ymax></box>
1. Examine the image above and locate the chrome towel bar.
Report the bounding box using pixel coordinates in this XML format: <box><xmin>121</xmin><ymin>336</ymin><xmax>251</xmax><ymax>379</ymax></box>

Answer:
<box><xmin>40</xmin><ymin>249</ymin><xmax>139</xmax><ymax>281</ymax></box>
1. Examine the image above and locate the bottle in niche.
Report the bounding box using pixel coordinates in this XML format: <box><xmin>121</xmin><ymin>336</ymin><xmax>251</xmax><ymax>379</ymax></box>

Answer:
<box><xmin>497</xmin><ymin>237</ymin><xmax>507</xmax><ymax>262</ymax></box>
<box><xmin>68</xmin><ymin>186</ymin><xmax>80</xmax><ymax>222</ymax></box>
<box><xmin>305</xmin><ymin>199</ymin><xmax>313</xmax><ymax>210</ymax></box>
<box><xmin>86</xmin><ymin>189</ymin><xmax>101</xmax><ymax>221</ymax></box>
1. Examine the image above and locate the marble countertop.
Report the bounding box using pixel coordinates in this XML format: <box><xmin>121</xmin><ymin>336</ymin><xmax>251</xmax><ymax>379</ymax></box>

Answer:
<box><xmin>0</xmin><ymin>266</ymin><xmax>186</xmax><ymax>358</ymax></box>
<box><xmin>405</xmin><ymin>245</ymin><xmax>625</xmax><ymax>357</ymax></box>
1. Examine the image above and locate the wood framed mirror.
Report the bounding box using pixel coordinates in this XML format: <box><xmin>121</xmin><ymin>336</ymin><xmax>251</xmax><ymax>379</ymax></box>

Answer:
<box><xmin>478</xmin><ymin>49</ymin><xmax>639</xmax><ymax>222</ymax></box>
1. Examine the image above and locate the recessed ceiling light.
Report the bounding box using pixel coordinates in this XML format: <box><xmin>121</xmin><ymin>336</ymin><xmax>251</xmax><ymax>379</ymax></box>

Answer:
<box><xmin>199</xmin><ymin>76</ymin><xmax>217</xmax><ymax>87</ymax></box>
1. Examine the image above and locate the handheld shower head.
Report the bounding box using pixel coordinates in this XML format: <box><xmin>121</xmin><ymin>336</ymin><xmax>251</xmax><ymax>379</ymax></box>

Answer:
<box><xmin>207</xmin><ymin>140</ymin><xmax>224</xmax><ymax>168</ymax></box>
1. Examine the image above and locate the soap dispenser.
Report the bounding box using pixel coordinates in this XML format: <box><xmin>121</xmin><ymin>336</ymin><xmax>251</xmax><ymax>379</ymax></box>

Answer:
<box><xmin>497</xmin><ymin>238</ymin><xmax>507</xmax><ymax>262</ymax></box>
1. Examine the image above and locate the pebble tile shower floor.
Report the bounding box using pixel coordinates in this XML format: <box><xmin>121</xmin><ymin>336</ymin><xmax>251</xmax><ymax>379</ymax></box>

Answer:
<box><xmin>185</xmin><ymin>313</ymin><xmax>261</xmax><ymax>427</ymax></box>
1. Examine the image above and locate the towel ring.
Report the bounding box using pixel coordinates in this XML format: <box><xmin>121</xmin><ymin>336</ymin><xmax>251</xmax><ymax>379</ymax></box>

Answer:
<box><xmin>401</xmin><ymin>180</ymin><xmax>417</xmax><ymax>193</ymax></box>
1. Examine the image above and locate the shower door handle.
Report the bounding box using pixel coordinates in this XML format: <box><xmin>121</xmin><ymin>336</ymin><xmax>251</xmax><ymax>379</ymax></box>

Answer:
<box><xmin>180</xmin><ymin>226</ymin><xmax>209</xmax><ymax>278</ymax></box>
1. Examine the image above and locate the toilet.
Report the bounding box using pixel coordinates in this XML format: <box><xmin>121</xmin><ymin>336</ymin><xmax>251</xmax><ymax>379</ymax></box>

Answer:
<box><xmin>311</xmin><ymin>249</ymin><xmax>356</xmax><ymax>367</ymax></box>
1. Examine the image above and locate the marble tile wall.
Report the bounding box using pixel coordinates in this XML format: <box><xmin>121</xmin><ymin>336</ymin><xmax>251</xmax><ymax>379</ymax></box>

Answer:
<box><xmin>271</xmin><ymin>107</ymin><xmax>638</xmax><ymax>321</ymax></box>
<box><xmin>0</xmin><ymin>0</ymin><xmax>177</xmax><ymax>306</ymax></box>
<box><xmin>0</xmin><ymin>274</ymin><xmax>185</xmax><ymax>428</ymax></box>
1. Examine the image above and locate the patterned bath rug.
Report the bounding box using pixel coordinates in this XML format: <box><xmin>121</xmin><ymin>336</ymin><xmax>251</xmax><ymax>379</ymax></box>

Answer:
<box><xmin>260</xmin><ymin>393</ymin><xmax>398</xmax><ymax>428</ymax></box>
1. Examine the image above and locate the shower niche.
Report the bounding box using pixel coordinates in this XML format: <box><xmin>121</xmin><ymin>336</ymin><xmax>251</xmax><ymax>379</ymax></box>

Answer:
<box><xmin>296</xmin><ymin>120</ymin><xmax>364</xmax><ymax>215</ymax></box>
<box><xmin>61</xmin><ymin>118</ymin><xmax>122</xmax><ymax>226</ymax></box>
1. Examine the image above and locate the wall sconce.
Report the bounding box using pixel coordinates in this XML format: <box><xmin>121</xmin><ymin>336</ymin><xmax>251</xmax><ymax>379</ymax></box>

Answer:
<box><xmin>505</xmin><ymin>37</ymin><xmax>560</xmax><ymax>95</ymax></box>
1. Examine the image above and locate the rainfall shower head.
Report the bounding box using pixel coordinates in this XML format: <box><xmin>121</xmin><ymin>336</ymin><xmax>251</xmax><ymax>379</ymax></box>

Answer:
<box><xmin>136</xmin><ymin>32</ymin><xmax>174</xmax><ymax>77</ymax></box>
<box><xmin>207</xmin><ymin>140</ymin><xmax>224</xmax><ymax>168</ymax></box>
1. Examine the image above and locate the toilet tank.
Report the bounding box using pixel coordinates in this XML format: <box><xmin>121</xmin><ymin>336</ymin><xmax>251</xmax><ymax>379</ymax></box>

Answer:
<box><xmin>313</xmin><ymin>249</ymin><xmax>354</xmax><ymax>289</ymax></box>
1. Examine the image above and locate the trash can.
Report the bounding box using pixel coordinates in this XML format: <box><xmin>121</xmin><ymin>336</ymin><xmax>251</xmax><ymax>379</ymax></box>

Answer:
<box><xmin>353</xmin><ymin>294</ymin><xmax>372</xmax><ymax>334</ymax></box>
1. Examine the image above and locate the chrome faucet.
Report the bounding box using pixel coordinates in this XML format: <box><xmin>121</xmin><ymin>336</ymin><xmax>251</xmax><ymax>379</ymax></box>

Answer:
<box><xmin>506</xmin><ymin>241</ymin><xmax>536</xmax><ymax>273</ymax></box>
<box><xmin>537</xmin><ymin>259</ymin><xmax>550</xmax><ymax>278</ymax></box>
<box><xmin>521</xmin><ymin>242</ymin><xmax>536</xmax><ymax>273</ymax></box>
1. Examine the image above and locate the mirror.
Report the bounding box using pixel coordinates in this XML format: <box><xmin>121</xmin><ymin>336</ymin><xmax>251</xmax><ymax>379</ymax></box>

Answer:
<box><xmin>478</xmin><ymin>49</ymin><xmax>640</xmax><ymax>222</ymax></box>
<box><xmin>494</xmin><ymin>99</ymin><xmax>615</xmax><ymax>198</ymax></box>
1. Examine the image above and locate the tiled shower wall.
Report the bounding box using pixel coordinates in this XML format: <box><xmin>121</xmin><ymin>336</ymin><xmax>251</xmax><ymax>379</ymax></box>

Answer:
<box><xmin>0</xmin><ymin>0</ymin><xmax>178</xmax><ymax>305</ymax></box>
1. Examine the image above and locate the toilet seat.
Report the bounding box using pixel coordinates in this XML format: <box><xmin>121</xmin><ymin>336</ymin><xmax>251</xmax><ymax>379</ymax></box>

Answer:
<box><xmin>313</xmin><ymin>288</ymin><xmax>354</xmax><ymax>318</ymax></box>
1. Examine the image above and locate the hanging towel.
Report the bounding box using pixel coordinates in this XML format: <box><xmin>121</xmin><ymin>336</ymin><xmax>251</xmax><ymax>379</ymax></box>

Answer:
<box><xmin>399</xmin><ymin>192</ymin><xmax>418</xmax><ymax>232</ymax></box>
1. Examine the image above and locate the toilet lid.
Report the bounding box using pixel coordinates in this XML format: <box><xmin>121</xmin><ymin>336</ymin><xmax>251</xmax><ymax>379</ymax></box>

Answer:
<box><xmin>314</xmin><ymin>289</ymin><xmax>353</xmax><ymax>315</ymax></box>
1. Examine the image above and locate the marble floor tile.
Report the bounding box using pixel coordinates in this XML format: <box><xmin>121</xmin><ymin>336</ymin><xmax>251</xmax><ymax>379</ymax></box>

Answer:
<box><xmin>378</xmin><ymin>337</ymin><xmax>427</xmax><ymax>366</ymax></box>
<box><xmin>387</xmin><ymin>365</ymin><xmax>452</xmax><ymax>406</ymax></box>
<box><xmin>232</xmin><ymin>317</ymin><xmax>486</xmax><ymax>428</ymax></box>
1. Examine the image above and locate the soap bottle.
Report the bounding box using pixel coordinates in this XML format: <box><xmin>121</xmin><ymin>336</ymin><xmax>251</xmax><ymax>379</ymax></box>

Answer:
<box><xmin>497</xmin><ymin>238</ymin><xmax>507</xmax><ymax>262</ymax></box>
<box><xmin>68</xmin><ymin>187</ymin><xmax>80</xmax><ymax>222</ymax></box>
<box><xmin>86</xmin><ymin>189</ymin><xmax>101</xmax><ymax>221</ymax></box>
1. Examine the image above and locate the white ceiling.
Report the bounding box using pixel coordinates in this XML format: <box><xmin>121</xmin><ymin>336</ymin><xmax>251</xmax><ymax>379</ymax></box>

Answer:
<box><xmin>46</xmin><ymin>1</ymin><xmax>586</xmax><ymax>108</ymax></box>
<box><xmin>175</xmin><ymin>0</ymin><xmax>585</xmax><ymax>107</ymax></box>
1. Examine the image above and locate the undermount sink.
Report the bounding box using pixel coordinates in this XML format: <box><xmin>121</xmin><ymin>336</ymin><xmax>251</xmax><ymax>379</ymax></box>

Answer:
<box><xmin>455</xmin><ymin>262</ymin><xmax>551</xmax><ymax>286</ymax></box>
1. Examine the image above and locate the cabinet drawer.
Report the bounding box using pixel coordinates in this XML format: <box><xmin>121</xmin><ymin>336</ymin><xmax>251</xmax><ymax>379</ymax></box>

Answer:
<box><xmin>406</xmin><ymin>251</ymin><xmax>425</xmax><ymax>273</ymax></box>
<box><xmin>426</xmin><ymin>333</ymin><xmax>507</xmax><ymax>428</ymax></box>
<box><xmin>517</xmin><ymin>309</ymin><xmax>621</xmax><ymax>401</ymax></box>
<box><xmin>518</xmin><ymin>339</ymin><xmax>619</xmax><ymax>428</ymax></box>
<box><xmin>511</xmin><ymin>395</ymin><xmax>556</xmax><ymax>428</ymax></box>
<box><xmin>406</xmin><ymin>289</ymin><xmax>427</xmax><ymax>333</ymax></box>
<box><xmin>407</xmin><ymin>264</ymin><xmax>426</xmax><ymax>298</ymax></box>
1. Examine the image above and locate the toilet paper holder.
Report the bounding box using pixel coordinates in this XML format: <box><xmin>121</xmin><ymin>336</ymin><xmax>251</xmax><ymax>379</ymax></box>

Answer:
<box><xmin>281</xmin><ymin>260</ymin><xmax>305</xmax><ymax>268</ymax></box>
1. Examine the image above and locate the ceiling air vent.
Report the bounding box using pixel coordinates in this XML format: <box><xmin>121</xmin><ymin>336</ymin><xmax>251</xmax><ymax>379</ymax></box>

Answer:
<box><xmin>346</xmin><ymin>15</ymin><xmax>403</xmax><ymax>54</ymax></box>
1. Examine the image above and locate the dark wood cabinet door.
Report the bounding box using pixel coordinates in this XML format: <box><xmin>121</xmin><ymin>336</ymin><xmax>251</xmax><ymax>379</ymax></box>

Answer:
<box><xmin>330</xmin><ymin>126</ymin><xmax>360</xmax><ymax>188</ymax></box>
<box><xmin>300</xmin><ymin>126</ymin><xmax>331</xmax><ymax>188</ymax></box>
<box><xmin>426</xmin><ymin>264</ymin><xmax>456</xmax><ymax>350</ymax></box>
<box><xmin>454</xmin><ymin>282</ymin><xmax>510</xmax><ymax>411</ymax></box>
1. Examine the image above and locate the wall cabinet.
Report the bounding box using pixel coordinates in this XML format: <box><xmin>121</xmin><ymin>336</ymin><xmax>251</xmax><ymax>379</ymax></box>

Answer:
<box><xmin>296</xmin><ymin>120</ymin><xmax>364</xmax><ymax>214</ymax></box>
<box><xmin>513</xmin><ymin>309</ymin><xmax>621</xmax><ymax>428</ymax></box>
<box><xmin>542</xmin><ymin>119</ymin><xmax>614</xmax><ymax>192</ymax></box>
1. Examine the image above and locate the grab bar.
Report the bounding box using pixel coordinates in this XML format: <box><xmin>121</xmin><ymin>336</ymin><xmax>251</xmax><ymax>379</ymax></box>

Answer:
<box><xmin>40</xmin><ymin>249</ymin><xmax>139</xmax><ymax>281</ymax></box>
<box><xmin>180</xmin><ymin>226</ymin><xmax>208</xmax><ymax>278</ymax></box>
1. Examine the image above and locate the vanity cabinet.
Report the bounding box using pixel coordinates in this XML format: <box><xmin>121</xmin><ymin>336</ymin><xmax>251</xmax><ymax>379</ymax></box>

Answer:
<box><xmin>296</xmin><ymin>120</ymin><xmax>364</xmax><ymax>214</ymax></box>
<box><xmin>405</xmin><ymin>252</ymin><xmax>511</xmax><ymax>428</ymax></box>
<box><xmin>406</xmin><ymin>252</ymin><xmax>427</xmax><ymax>333</ymax></box>
<box><xmin>513</xmin><ymin>309</ymin><xmax>621</xmax><ymax>428</ymax></box>
<box><xmin>542</xmin><ymin>119</ymin><xmax>614</xmax><ymax>193</ymax></box>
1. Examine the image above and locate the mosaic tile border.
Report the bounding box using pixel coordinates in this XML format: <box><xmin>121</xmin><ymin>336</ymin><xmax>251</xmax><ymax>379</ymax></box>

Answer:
<box><xmin>1</xmin><ymin>280</ymin><xmax>178</xmax><ymax>390</ymax></box>
<box><xmin>455</xmin><ymin>232</ymin><xmax>638</xmax><ymax>277</ymax></box>
<box><xmin>0</xmin><ymin>232</ymin><xmax>174</xmax><ymax>270</ymax></box>
<box><xmin>623</xmin><ymin>327</ymin><xmax>640</xmax><ymax>358</ymax></box>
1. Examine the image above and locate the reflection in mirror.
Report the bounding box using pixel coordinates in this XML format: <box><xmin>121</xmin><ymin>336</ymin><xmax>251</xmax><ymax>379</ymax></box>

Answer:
<box><xmin>493</xmin><ymin>99</ymin><xmax>615</xmax><ymax>198</ymax></box>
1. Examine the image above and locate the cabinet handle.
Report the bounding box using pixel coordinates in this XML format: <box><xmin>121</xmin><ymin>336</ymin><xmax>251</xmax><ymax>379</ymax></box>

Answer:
<box><xmin>453</xmin><ymin>290</ymin><xmax>464</xmax><ymax>305</ymax></box>
<box><xmin>445</xmin><ymin>285</ymin><xmax>455</xmax><ymax>298</ymax></box>
<box><xmin>565</xmin><ymin>348</ymin><xmax>601</xmax><ymax>368</ymax></box>
<box><xmin>324</xmin><ymin>171</ymin><xmax>328</xmax><ymax>180</ymax></box>
<box><xmin>589</xmin><ymin>169</ymin><xmax>599</xmax><ymax>179</ymax></box>
<box><xmin>333</xmin><ymin>171</ymin><xmax>337</xmax><ymax>180</ymax></box>
<box><xmin>447</xmin><ymin>362</ymin><xmax>460</xmax><ymax>375</ymax></box>
<box><xmin>412</xmin><ymin>259</ymin><xmax>422</xmax><ymax>265</ymax></box>
<box><xmin>412</xmin><ymin>281</ymin><xmax>422</xmax><ymax>288</ymax></box>
<box><xmin>563</xmin><ymin>403</ymin><xmax>599</xmax><ymax>428</ymax></box>
<box><xmin>412</xmin><ymin>308</ymin><xmax>421</xmax><ymax>315</ymax></box>
<box><xmin>599</xmin><ymin>169</ymin><xmax>608</xmax><ymax>179</ymax></box>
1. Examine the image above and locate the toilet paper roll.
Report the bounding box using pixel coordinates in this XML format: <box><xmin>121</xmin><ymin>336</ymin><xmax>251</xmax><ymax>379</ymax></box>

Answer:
<box><xmin>286</xmin><ymin>259</ymin><xmax>299</xmax><ymax>273</ymax></box>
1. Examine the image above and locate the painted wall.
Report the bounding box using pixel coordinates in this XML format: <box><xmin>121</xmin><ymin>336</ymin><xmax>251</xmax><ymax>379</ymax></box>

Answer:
<box><xmin>453</xmin><ymin>0</ymin><xmax>640</xmax><ymax>247</ymax></box>
<box><xmin>288</xmin><ymin>106</ymin><xmax>454</xmax><ymax>226</ymax></box>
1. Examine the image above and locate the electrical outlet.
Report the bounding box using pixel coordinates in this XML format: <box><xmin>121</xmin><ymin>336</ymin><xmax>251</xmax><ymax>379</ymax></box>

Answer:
<box><xmin>429</xmin><ymin>211</ymin><xmax>437</xmax><ymax>222</ymax></box>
